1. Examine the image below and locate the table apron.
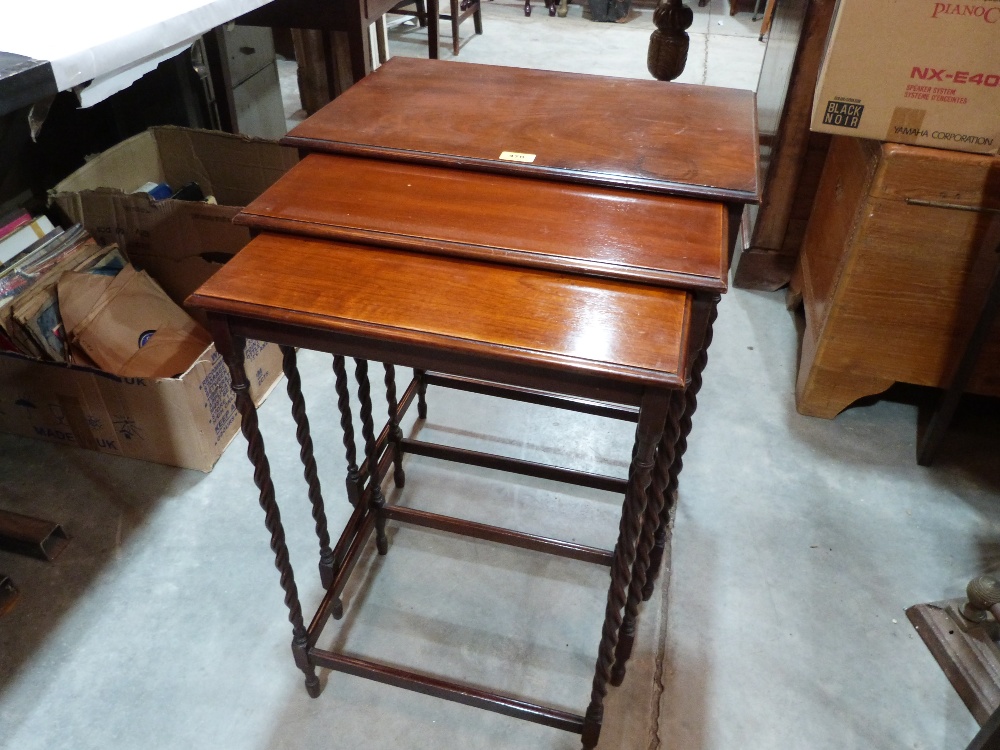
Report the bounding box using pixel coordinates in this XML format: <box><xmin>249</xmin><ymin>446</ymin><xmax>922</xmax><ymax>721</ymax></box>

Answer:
<box><xmin>220</xmin><ymin>314</ymin><xmax>659</xmax><ymax>407</ymax></box>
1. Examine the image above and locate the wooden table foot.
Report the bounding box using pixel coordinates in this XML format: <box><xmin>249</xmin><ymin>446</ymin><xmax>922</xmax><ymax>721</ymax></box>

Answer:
<box><xmin>415</xmin><ymin>369</ymin><xmax>429</xmax><ymax>419</ymax></box>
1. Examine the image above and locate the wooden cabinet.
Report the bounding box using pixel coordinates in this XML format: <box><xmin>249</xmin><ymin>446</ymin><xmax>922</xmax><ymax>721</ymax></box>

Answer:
<box><xmin>205</xmin><ymin>25</ymin><xmax>287</xmax><ymax>140</ymax></box>
<box><xmin>794</xmin><ymin>136</ymin><xmax>1000</xmax><ymax>418</ymax></box>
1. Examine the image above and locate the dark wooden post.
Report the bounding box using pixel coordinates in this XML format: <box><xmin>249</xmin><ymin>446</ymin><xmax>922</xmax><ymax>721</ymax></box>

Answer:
<box><xmin>581</xmin><ymin>390</ymin><xmax>669</xmax><ymax>749</ymax></box>
<box><xmin>642</xmin><ymin>294</ymin><xmax>720</xmax><ymax>601</ymax></box>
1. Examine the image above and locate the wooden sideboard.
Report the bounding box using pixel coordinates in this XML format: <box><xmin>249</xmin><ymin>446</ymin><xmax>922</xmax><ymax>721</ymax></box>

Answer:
<box><xmin>793</xmin><ymin>136</ymin><xmax>1000</xmax><ymax>418</ymax></box>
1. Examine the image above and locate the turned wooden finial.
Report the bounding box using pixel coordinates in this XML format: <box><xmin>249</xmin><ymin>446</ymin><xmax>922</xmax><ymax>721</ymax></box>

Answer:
<box><xmin>963</xmin><ymin>575</ymin><xmax>1000</xmax><ymax>622</ymax></box>
<box><xmin>647</xmin><ymin>0</ymin><xmax>694</xmax><ymax>82</ymax></box>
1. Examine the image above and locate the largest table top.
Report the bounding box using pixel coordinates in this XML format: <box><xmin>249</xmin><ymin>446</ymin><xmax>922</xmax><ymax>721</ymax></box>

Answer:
<box><xmin>189</xmin><ymin>233</ymin><xmax>692</xmax><ymax>395</ymax></box>
<box><xmin>283</xmin><ymin>57</ymin><xmax>760</xmax><ymax>205</ymax></box>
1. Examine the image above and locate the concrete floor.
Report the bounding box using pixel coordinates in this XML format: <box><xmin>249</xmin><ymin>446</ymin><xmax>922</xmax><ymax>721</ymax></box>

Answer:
<box><xmin>4</xmin><ymin>1</ymin><xmax>1000</xmax><ymax>748</ymax></box>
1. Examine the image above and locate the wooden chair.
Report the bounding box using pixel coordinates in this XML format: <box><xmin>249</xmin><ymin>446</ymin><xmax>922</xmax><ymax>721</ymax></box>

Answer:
<box><xmin>440</xmin><ymin>0</ymin><xmax>483</xmax><ymax>55</ymax></box>
<box><xmin>376</xmin><ymin>0</ymin><xmax>427</xmax><ymax>65</ymax></box>
<box><xmin>524</xmin><ymin>0</ymin><xmax>557</xmax><ymax>17</ymax></box>
<box><xmin>387</xmin><ymin>0</ymin><xmax>428</xmax><ymax>28</ymax></box>
<box><xmin>377</xmin><ymin>0</ymin><xmax>482</xmax><ymax>60</ymax></box>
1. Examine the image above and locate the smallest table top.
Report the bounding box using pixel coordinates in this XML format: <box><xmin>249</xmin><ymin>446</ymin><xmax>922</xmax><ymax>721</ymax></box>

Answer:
<box><xmin>236</xmin><ymin>153</ymin><xmax>729</xmax><ymax>292</ymax></box>
<box><xmin>282</xmin><ymin>58</ymin><xmax>760</xmax><ymax>205</ymax></box>
<box><xmin>188</xmin><ymin>233</ymin><xmax>692</xmax><ymax>393</ymax></box>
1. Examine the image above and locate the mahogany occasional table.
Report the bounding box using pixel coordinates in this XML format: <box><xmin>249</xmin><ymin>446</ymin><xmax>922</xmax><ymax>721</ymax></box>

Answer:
<box><xmin>261</xmin><ymin>57</ymin><xmax>757</xmax><ymax>612</ymax></box>
<box><xmin>188</xmin><ymin>233</ymin><xmax>694</xmax><ymax>749</ymax></box>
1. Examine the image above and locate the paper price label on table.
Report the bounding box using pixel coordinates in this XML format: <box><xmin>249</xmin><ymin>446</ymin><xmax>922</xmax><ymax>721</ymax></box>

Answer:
<box><xmin>499</xmin><ymin>151</ymin><xmax>536</xmax><ymax>163</ymax></box>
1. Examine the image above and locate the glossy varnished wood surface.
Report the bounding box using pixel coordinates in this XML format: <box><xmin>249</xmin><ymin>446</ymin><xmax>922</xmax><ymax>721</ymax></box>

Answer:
<box><xmin>282</xmin><ymin>57</ymin><xmax>760</xmax><ymax>204</ymax></box>
<box><xmin>795</xmin><ymin>136</ymin><xmax>1000</xmax><ymax>418</ymax></box>
<box><xmin>236</xmin><ymin>154</ymin><xmax>729</xmax><ymax>292</ymax></box>
<box><xmin>189</xmin><ymin>233</ymin><xmax>691</xmax><ymax>388</ymax></box>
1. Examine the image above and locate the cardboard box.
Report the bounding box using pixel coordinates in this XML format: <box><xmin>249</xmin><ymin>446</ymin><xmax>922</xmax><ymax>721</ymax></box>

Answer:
<box><xmin>50</xmin><ymin>126</ymin><xmax>299</xmax><ymax>325</ymax></box>
<box><xmin>0</xmin><ymin>337</ymin><xmax>280</xmax><ymax>472</ymax></box>
<box><xmin>811</xmin><ymin>0</ymin><xmax>1000</xmax><ymax>155</ymax></box>
<box><xmin>0</xmin><ymin>127</ymin><xmax>300</xmax><ymax>471</ymax></box>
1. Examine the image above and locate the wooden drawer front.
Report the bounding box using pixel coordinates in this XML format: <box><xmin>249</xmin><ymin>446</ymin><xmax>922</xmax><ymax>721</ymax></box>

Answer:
<box><xmin>224</xmin><ymin>26</ymin><xmax>275</xmax><ymax>88</ymax></box>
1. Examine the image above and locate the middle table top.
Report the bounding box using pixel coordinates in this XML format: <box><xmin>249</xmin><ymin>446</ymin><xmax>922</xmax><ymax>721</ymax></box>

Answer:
<box><xmin>236</xmin><ymin>153</ymin><xmax>729</xmax><ymax>292</ymax></box>
<box><xmin>282</xmin><ymin>58</ymin><xmax>760</xmax><ymax>205</ymax></box>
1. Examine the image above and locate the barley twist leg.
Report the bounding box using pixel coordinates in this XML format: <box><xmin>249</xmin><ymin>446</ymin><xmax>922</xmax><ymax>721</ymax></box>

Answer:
<box><xmin>611</xmin><ymin>390</ymin><xmax>683</xmax><ymax>685</ymax></box>
<box><xmin>333</xmin><ymin>355</ymin><xmax>362</xmax><ymax>507</ymax></box>
<box><xmin>384</xmin><ymin>363</ymin><xmax>406</xmax><ymax>488</ymax></box>
<box><xmin>222</xmin><ymin>334</ymin><xmax>320</xmax><ymax>698</ymax></box>
<box><xmin>281</xmin><ymin>346</ymin><xmax>336</xmax><ymax>589</ymax></box>
<box><xmin>580</xmin><ymin>391</ymin><xmax>667</xmax><ymax>749</ymax></box>
<box><xmin>643</xmin><ymin>297</ymin><xmax>718</xmax><ymax>601</ymax></box>
<box><xmin>355</xmin><ymin>358</ymin><xmax>389</xmax><ymax>555</ymax></box>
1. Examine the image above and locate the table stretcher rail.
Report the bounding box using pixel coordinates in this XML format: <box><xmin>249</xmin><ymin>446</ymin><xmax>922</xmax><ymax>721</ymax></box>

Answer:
<box><xmin>308</xmin><ymin>648</ymin><xmax>588</xmax><ymax>734</ymax></box>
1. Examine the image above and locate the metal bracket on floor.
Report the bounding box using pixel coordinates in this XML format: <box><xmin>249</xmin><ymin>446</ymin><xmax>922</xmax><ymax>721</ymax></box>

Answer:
<box><xmin>0</xmin><ymin>510</ymin><xmax>71</xmax><ymax>561</ymax></box>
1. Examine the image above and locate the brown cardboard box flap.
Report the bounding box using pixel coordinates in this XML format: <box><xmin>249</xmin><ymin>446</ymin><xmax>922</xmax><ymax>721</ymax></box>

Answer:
<box><xmin>68</xmin><ymin>265</ymin><xmax>212</xmax><ymax>379</ymax></box>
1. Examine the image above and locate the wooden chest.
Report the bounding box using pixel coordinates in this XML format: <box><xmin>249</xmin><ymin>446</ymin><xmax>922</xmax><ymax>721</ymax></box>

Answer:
<box><xmin>794</xmin><ymin>136</ymin><xmax>1000</xmax><ymax>418</ymax></box>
